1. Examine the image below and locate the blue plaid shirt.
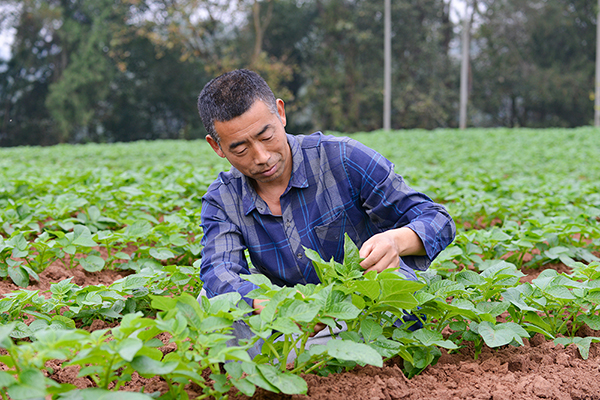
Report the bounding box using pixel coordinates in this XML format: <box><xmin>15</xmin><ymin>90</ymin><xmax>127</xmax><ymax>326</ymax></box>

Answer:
<box><xmin>200</xmin><ymin>132</ymin><xmax>455</xmax><ymax>304</ymax></box>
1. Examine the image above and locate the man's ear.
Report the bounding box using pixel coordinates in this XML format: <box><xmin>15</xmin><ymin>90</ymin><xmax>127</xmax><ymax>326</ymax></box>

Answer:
<box><xmin>276</xmin><ymin>98</ymin><xmax>287</xmax><ymax>127</ymax></box>
<box><xmin>206</xmin><ymin>135</ymin><xmax>226</xmax><ymax>158</ymax></box>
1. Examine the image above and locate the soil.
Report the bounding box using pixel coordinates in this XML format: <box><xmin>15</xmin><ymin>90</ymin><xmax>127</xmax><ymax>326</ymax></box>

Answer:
<box><xmin>2</xmin><ymin>259</ymin><xmax>600</xmax><ymax>400</ymax></box>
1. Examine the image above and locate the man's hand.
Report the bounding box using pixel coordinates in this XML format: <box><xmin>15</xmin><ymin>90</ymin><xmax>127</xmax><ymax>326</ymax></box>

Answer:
<box><xmin>253</xmin><ymin>298</ymin><xmax>267</xmax><ymax>314</ymax></box>
<box><xmin>359</xmin><ymin>227</ymin><xmax>426</xmax><ymax>273</ymax></box>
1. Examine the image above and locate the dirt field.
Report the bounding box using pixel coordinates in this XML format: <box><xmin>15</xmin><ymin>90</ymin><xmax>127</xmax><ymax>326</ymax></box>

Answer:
<box><xmin>2</xmin><ymin>261</ymin><xmax>599</xmax><ymax>400</ymax></box>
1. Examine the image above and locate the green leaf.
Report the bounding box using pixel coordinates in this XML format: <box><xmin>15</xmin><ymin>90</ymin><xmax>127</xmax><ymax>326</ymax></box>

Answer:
<box><xmin>242</xmin><ymin>273</ymin><xmax>275</xmax><ymax>289</ymax></box>
<box><xmin>50</xmin><ymin>315</ymin><xmax>77</xmax><ymax>330</ymax></box>
<box><xmin>117</xmin><ymin>338</ymin><xmax>144</xmax><ymax>362</ymax></box>
<box><xmin>360</xmin><ymin>318</ymin><xmax>383</xmax><ymax>342</ymax></box>
<box><xmin>57</xmin><ymin>388</ymin><xmax>156</xmax><ymax>400</ymax></box>
<box><xmin>130</xmin><ymin>355</ymin><xmax>178</xmax><ymax>377</ymax></box>
<box><xmin>279</xmin><ymin>300</ymin><xmax>320</xmax><ymax>323</ymax></box>
<box><xmin>79</xmin><ymin>255</ymin><xmax>105</xmax><ymax>272</ymax></box>
<box><xmin>414</xmin><ymin>291</ymin><xmax>436</xmax><ymax>305</ymax></box>
<box><xmin>456</xmin><ymin>269</ymin><xmax>485</xmax><ymax>286</ymax></box>
<box><xmin>0</xmin><ymin>322</ymin><xmax>17</xmax><ymax>348</ymax></box>
<box><xmin>231</xmin><ymin>377</ymin><xmax>256</xmax><ymax>397</ymax></box>
<box><xmin>271</xmin><ymin>318</ymin><xmax>302</xmax><ymax>335</ymax></box>
<box><xmin>412</xmin><ymin>329</ymin><xmax>458</xmax><ymax>349</ymax></box>
<box><xmin>343</xmin><ymin>233</ymin><xmax>361</xmax><ymax>269</ymax></box>
<box><xmin>149</xmin><ymin>248</ymin><xmax>175</xmax><ymax>260</ymax></box>
<box><xmin>522</xmin><ymin>311</ymin><xmax>553</xmax><ymax>333</ymax></box>
<box><xmin>8</xmin><ymin>369</ymin><xmax>47</xmax><ymax>399</ymax></box>
<box><xmin>544</xmin><ymin>285</ymin><xmax>575</xmax><ymax>300</ymax></box>
<box><xmin>0</xmin><ymin>370</ymin><xmax>16</xmax><ymax>388</ymax></box>
<box><xmin>8</xmin><ymin>265</ymin><xmax>29</xmax><ymax>287</ymax></box>
<box><xmin>10</xmin><ymin>321</ymin><xmax>33</xmax><ymax>339</ymax></box>
<box><xmin>475</xmin><ymin>301</ymin><xmax>509</xmax><ymax>317</ymax></box>
<box><xmin>256</xmin><ymin>364</ymin><xmax>307</xmax><ymax>395</ymax></box>
<box><xmin>577</xmin><ymin>314</ymin><xmax>600</xmax><ymax>330</ymax></box>
<box><xmin>369</xmin><ymin>337</ymin><xmax>403</xmax><ymax>358</ymax></box>
<box><xmin>113</xmin><ymin>252</ymin><xmax>131</xmax><ymax>260</ymax></box>
<box><xmin>477</xmin><ymin>321</ymin><xmax>529</xmax><ymax>348</ymax></box>
<box><xmin>502</xmin><ymin>287</ymin><xmax>539</xmax><ymax>312</ymax></box>
<box><xmin>304</xmin><ymin>248</ymin><xmax>332</xmax><ymax>284</ymax></box>
<box><xmin>554</xmin><ymin>337</ymin><xmax>600</xmax><ymax>360</ymax></box>
<box><xmin>199</xmin><ymin>316</ymin><xmax>235</xmax><ymax>333</ymax></box>
<box><xmin>123</xmin><ymin>221</ymin><xmax>153</xmax><ymax>239</ymax></box>
<box><xmin>325</xmin><ymin>339</ymin><xmax>383</xmax><ymax>367</ymax></box>
<box><xmin>241</xmin><ymin>363</ymin><xmax>279</xmax><ymax>393</ymax></box>
<box><xmin>324</xmin><ymin>301</ymin><xmax>361</xmax><ymax>320</ymax></box>
<box><xmin>71</xmin><ymin>225</ymin><xmax>98</xmax><ymax>247</ymax></box>
<box><xmin>352</xmin><ymin>280</ymin><xmax>381</xmax><ymax>300</ymax></box>
<box><xmin>378</xmin><ymin>280</ymin><xmax>421</xmax><ymax>309</ymax></box>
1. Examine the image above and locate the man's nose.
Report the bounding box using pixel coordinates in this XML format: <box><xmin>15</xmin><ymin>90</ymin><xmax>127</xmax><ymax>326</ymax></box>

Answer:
<box><xmin>253</xmin><ymin>143</ymin><xmax>270</xmax><ymax>164</ymax></box>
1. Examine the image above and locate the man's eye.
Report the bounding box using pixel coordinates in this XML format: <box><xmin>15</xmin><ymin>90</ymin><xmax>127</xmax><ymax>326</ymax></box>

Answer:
<box><xmin>235</xmin><ymin>148</ymin><xmax>247</xmax><ymax>155</ymax></box>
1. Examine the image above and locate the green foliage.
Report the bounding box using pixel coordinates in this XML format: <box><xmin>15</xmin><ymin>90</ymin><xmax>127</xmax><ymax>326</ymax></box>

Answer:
<box><xmin>0</xmin><ymin>129</ymin><xmax>599</xmax><ymax>396</ymax></box>
<box><xmin>2</xmin><ymin>0</ymin><xmax>598</xmax><ymax>144</ymax></box>
<box><xmin>471</xmin><ymin>0</ymin><xmax>596</xmax><ymax>127</ymax></box>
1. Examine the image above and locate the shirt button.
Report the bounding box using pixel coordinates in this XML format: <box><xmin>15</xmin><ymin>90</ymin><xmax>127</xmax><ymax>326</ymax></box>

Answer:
<box><xmin>297</xmin><ymin>253</ymin><xmax>302</xmax><ymax>259</ymax></box>
<box><xmin>286</xmin><ymin>220</ymin><xmax>291</xmax><ymax>227</ymax></box>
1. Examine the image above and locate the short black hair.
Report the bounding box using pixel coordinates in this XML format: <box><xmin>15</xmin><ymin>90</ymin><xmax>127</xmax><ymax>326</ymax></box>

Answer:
<box><xmin>197</xmin><ymin>69</ymin><xmax>277</xmax><ymax>142</ymax></box>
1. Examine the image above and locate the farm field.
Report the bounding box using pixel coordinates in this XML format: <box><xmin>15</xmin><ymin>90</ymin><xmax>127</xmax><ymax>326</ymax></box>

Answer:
<box><xmin>1</xmin><ymin>127</ymin><xmax>600</xmax><ymax>399</ymax></box>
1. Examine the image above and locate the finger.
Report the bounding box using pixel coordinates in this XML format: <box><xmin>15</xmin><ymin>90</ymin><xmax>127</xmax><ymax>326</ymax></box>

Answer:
<box><xmin>365</xmin><ymin>253</ymin><xmax>400</xmax><ymax>273</ymax></box>
<box><xmin>359</xmin><ymin>239</ymin><xmax>375</xmax><ymax>260</ymax></box>
<box><xmin>361</xmin><ymin>240</ymin><xmax>391</xmax><ymax>268</ymax></box>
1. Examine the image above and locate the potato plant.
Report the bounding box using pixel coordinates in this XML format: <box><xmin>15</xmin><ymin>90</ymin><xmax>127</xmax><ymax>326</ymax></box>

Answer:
<box><xmin>0</xmin><ymin>128</ymin><xmax>599</xmax><ymax>397</ymax></box>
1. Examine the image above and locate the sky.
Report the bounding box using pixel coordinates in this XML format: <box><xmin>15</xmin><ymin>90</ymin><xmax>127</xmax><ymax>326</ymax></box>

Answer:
<box><xmin>0</xmin><ymin>29</ymin><xmax>15</xmax><ymax>61</ymax></box>
<box><xmin>0</xmin><ymin>2</ymin><xmax>18</xmax><ymax>62</ymax></box>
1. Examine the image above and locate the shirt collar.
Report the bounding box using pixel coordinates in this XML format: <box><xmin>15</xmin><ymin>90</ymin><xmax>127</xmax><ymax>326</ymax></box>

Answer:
<box><xmin>233</xmin><ymin>134</ymin><xmax>308</xmax><ymax>216</ymax></box>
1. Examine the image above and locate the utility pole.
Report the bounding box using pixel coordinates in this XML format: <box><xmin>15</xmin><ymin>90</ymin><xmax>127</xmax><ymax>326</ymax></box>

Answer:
<box><xmin>383</xmin><ymin>0</ymin><xmax>392</xmax><ymax>130</ymax></box>
<box><xmin>459</xmin><ymin>1</ymin><xmax>471</xmax><ymax>130</ymax></box>
<box><xmin>595</xmin><ymin>0</ymin><xmax>600</xmax><ymax>126</ymax></box>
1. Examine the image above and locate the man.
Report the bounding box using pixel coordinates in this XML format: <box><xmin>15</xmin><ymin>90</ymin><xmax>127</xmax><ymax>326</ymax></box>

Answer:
<box><xmin>197</xmin><ymin>69</ymin><xmax>455</xmax><ymax>318</ymax></box>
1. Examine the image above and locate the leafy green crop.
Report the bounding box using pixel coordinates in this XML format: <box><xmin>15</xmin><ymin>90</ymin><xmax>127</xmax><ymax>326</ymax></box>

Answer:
<box><xmin>1</xmin><ymin>129</ymin><xmax>600</xmax><ymax>397</ymax></box>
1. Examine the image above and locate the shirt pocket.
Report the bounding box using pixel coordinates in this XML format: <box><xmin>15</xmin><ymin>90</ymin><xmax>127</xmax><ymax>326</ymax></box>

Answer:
<box><xmin>312</xmin><ymin>208</ymin><xmax>360</xmax><ymax>263</ymax></box>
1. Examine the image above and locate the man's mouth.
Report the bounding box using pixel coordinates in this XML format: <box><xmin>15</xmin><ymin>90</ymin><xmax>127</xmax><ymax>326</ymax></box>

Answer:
<box><xmin>260</xmin><ymin>163</ymin><xmax>278</xmax><ymax>177</ymax></box>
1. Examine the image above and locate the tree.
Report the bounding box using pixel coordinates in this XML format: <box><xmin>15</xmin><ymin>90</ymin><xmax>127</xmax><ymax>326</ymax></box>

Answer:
<box><xmin>0</xmin><ymin>1</ymin><xmax>64</xmax><ymax>146</ymax></box>
<box><xmin>471</xmin><ymin>0</ymin><xmax>596</xmax><ymax>127</ymax></box>
<box><xmin>44</xmin><ymin>0</ymin><xmax>122</xmax><ymax>141</ymax></box>
<box><xmin>295</xmin><ymin>0</ymin><xmax>458</xmax><ymax>133</ymax></box>
<box><xmin>0</xmin><ymin>0</ymin><xmax>211</xmax><ymax>145</ymax></box>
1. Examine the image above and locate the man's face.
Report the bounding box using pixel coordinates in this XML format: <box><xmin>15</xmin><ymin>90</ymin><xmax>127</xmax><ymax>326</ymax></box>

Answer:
<box><xmin>207</xmin><ymin>99</ymin><xmax>292</xmax><ymax>188</ymax></box>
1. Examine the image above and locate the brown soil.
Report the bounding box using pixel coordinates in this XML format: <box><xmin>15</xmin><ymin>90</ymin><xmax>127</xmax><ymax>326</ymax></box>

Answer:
<box><xmin>2</xmin><ymin>260</ymin><xmax>600</xmax><ymax>400</ymax></box>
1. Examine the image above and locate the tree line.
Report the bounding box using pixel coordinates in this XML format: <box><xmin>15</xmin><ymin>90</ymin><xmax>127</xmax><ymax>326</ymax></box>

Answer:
<box><xmin>0</xmin><ymin>0</ymin><xmax>596</xmax><ymax>147</ymax></box>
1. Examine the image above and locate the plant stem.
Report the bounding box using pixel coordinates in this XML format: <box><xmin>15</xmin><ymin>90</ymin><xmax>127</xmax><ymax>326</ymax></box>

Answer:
<box><xmin>517</xmin><ymin>251</ymin><xmax>526</xmax><ymax>269</ymax></box>
<box><xmin>293</xmin><ymin>357</ymin><xmax>331</xmax><ymax>375</ymax></box>
<box><xmin>281</xmin><ymin>335</ymin><xmax>292</xmax><ymax>371</ymax></box>
<box><xmin>103</xmin><ymin>354</ymin><xmax>117</xmax><ymax>389</ymax></box>
<box><xmin>435</xmin><ymin>310</ymin><xmax>450</xmax><ymax>332</ymax></box>
<box><xmin>264</xmin><ymin>340</ymin><xmax>280</xmax><ymax>359</ymax></box>
<box><xmin>9</xmin><ymin>350</ymin><xmax>20</xmax><ymax>374</ymax></box>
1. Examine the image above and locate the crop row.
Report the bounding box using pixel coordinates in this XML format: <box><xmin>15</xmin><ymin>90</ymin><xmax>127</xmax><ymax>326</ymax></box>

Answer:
<box><xmin>1</xmin><ymin>128</ymin><xmax>600</xmax><ymax>398</ymax></box>
<box><xmin>1</xmin><ymin>235</ymin><xmax>600</xmax><ymax>399</ymax></box>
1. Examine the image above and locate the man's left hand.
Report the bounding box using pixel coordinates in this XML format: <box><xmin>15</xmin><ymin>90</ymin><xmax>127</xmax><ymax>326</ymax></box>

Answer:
<box><xmin>359</xmin><ymin>227</ymin><xmax>426</xmax><ymax>273</ymax></box>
